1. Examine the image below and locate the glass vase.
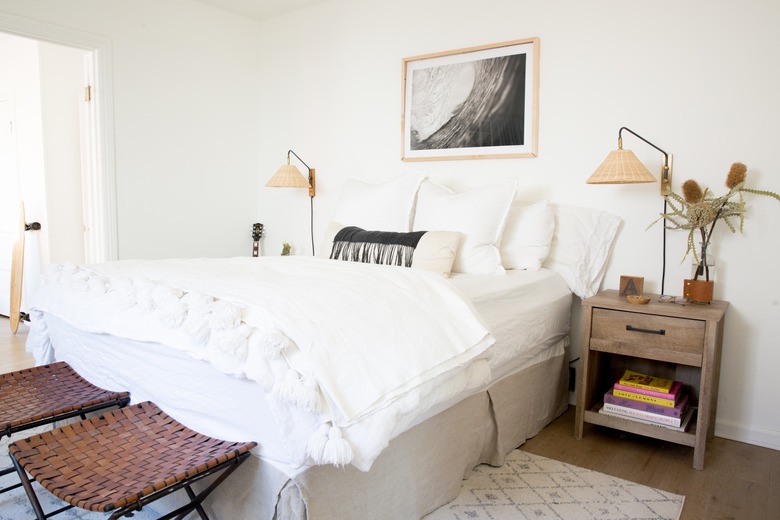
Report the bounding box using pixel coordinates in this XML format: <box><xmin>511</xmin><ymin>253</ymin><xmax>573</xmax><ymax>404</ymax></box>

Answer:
<box><xmin>691</xmin><ymin>241</ymin><xmax>716</xmax><ymax>282</ymax></box>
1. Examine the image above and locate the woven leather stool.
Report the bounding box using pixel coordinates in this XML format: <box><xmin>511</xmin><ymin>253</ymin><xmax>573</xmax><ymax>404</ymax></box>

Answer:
<box><xmin>10</xmin><ymin>401</ymin><xmax>257</xmax><ymax>520</ymax></box>
<box><xmin>1</xmin><ymin>362</ymin><xmax>130</xmax><ymax>496</ymax></box>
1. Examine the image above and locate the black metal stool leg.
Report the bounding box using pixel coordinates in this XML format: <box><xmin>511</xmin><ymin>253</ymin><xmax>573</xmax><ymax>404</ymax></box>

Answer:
<box><xmin>171</xmin><ymin>455</ymin><xmax>248</xmax><ymax>520</ymax></box>
<box><xmin>1</xmin><ymin>432</ymin><xmax>24</xmax><ymax>495</ymax></box>
<box><xmin>11</xmin><ymin>454</ymin><xmax>46</xmax><ymax>520</ymax></box>
<box><xmin>10</xmin><ymin>453</ymin><xmax>74</xmax><ymax>520</ymax></box>
<box><xmin>184</xmin><ymin>485</ymin><xmax>210</xmax><ymax>520</ymax></box>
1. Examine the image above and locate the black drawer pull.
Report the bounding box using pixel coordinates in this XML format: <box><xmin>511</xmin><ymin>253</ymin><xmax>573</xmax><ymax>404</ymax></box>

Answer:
<box><xmin>626</xmin><ymin>325</ymin><xmax>666</xmax><ymax>335</ymax></box>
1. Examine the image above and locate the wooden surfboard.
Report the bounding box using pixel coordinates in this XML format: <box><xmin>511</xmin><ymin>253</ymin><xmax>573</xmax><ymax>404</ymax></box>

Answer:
<box><xmin>9</xmin><ymin>202</ymin><xmax>25</xmax><ymax>334</ymax></box>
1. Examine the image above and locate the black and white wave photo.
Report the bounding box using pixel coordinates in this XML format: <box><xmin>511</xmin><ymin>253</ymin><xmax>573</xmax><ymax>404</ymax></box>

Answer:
<box><xmin>409</xmin><ymin>53</ymin><xmax>526</xmax><ymax>151</ymax></box>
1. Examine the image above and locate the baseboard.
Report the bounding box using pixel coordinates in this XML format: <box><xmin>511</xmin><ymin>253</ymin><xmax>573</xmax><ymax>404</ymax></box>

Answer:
<box><xmin>715</xmin><ymin>419</ymin><xmax>780</xmax><ymax>452</ymax></box>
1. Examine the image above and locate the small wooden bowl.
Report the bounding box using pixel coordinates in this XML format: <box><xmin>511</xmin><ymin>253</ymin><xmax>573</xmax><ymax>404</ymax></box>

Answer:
<box><xmin>627</xmin><ymin>295</ymin><xmax>650</xmax><ymax>305</ymax></box>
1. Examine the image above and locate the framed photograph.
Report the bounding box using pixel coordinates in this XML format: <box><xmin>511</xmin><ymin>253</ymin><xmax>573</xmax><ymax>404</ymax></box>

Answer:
<box><xmin>402</xmin><ymin>37</ymin><xmax>539</xmax><ymax>161</ymax></box>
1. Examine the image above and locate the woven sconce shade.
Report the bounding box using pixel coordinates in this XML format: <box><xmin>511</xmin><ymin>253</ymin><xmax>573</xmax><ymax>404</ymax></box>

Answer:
<box><xmin>587</xmin><ymin>127</ymin><xmax>672</xmax><ymax>295</ymax></box>
<box><xmin>266</xmin><ymin>164</ymin><xmax>310</xmax><ymax>189</ymax></box>
<box><xmin>587</xmin><ymin>149</ymin><xmax>656</xmax><ymax>184</ymax></box>
<box><xmin>265</xmin><ymin>149</ymin><xmax>316</xmax><ymax>255</ymax></box>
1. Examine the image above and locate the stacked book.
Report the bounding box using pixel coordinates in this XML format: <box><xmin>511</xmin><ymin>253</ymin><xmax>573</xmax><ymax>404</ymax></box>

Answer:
<box><xmin>599</xmin><ymin>369</ymin><xmax>695</xmax><ymax>431</ymax></box>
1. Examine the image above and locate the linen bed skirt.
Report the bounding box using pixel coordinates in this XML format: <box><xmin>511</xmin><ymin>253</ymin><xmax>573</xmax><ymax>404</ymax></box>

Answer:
<box><xmin>173</xmin><ymin>348</ymin><xmax>569</xmax><ymax>520</ymax></box>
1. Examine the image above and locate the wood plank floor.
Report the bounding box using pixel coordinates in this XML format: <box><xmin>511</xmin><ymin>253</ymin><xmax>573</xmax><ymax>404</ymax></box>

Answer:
<box><xmin>0</xmin><ymin>317</ymin><xmax>33</xmax><ymax>374</ymax></box>
<box><xmin>2</xmin><ymin>316</ymin><xmax>778</xmax><ymax>519</ymax></box>
<box><xmin>521</xmin><ymin>406</ymin><xmax>780</xmax><ymax>520</ymax></box>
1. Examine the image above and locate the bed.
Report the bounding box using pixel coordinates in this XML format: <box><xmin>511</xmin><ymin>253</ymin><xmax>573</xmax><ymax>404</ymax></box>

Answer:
<box><xmin>24</xmin><ymin>176</ymin><xmax>621</xmax><ymax>519</ymax></box>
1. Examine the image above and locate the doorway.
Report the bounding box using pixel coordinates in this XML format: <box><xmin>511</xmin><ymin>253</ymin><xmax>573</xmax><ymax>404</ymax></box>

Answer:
<box><xmin>0</xmin><ymin>33</ymin><xmax>86</xmax><ymax>316</ymax></box>
<box><xmin>0</xmin><ymin>13</ymin><xmax>118</xmax><ymax>319</ymax></box>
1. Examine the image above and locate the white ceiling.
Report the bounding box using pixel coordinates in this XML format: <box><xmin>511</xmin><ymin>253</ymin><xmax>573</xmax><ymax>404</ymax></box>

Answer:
<box><xmin>192</xmin><ymin>0</ymin><xmax>332</xmax><ymax>21</ymax></box>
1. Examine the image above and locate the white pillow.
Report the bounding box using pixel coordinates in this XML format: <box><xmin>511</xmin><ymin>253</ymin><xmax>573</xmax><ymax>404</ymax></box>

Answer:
<box><xmin>319</xmin><ymin>221</ymin><xmax>345</xmax><ymax>259</ymax></box>
<box><xmin>412</xmin><ymin>180</ymin><xmax>517</xmax><ymax>275</ymax></box>
<box><xmin>331</xmin><ymin>172</ymin><xmax>425</xmax><ymax>232</ymax></box>
<box><xmin>410</xmin><ymin>231</ymin><xmax>463</xmax><ymax>277</ymax></box>
<box><xmin>543</xmin><ymin>203</ymin><xmax>622</xmax><ymax>299</ymax></box>
<box><xmin>500</xmin><ymin>200</ymin><xmax>554</xmax><ymax>270</ymax></box>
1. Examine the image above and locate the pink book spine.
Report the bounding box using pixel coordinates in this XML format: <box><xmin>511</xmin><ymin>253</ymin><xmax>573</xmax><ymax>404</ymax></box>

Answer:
<box><xmin>613</xmin><ymin>380</ymin><xmax>682</xmax><ymax>400</ymax></box>
<box><xmin>604</xmin><ymin>389</ymin><xmax>689</xmax><ymax>418</ymax></box>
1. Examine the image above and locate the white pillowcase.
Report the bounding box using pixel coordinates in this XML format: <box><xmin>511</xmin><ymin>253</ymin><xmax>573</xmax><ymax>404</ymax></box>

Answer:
<box><xmin>319</xmin><ymin>221</ymin><xmax>346</xmax><ymax>259</ymax></box>
<box><xmin>500</xmin><ymin>200</ymin><xmax>555</xmax><ymax>270</ymax></box>
<box><xmin>413</xmin><ymin>180</ymin><xmax>517</xmax><ymax>275</ymax></box>
<box><xmin>331</xmin><ymin>172</ymin><xmax>425</xmax><ymax>232</ymax></box>
<box><xmin>543</xmin><ymin>203</ymin><xmax>622</xmax><ymax>299</ymax></box>
<box><xmin>410</xmin><ymin>231</ymin><xmax>463</xmax><ymax>278</ymax></box>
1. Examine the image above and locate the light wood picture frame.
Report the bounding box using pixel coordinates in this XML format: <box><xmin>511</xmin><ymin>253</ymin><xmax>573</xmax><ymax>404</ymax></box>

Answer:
<box><xmin>401</xmin><ymin>37</ymin><xmax>539</xmax><ymax>161</ymax></box>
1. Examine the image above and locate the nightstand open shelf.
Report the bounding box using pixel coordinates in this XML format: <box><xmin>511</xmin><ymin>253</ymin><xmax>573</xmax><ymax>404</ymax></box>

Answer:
<box><xmin>584</xmin><ymin>404</ymin><xmax>697</xmax><ymax>446</ymax></box>
<box><xmin>574</xmin><ymin>290</ymin><xmax>728</xmax><ymax>470</ymax></box>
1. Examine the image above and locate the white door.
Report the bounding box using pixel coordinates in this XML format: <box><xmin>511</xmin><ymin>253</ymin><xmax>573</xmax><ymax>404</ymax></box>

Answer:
<box><xmin>0</xmin><ymin>95</ymin><xmax>20</xmax><ymax>317</ymax></box>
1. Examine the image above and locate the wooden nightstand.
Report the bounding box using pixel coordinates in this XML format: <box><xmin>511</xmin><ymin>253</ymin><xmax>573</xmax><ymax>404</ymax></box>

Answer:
<box><xmin>574</xmin><ymin>289</ymin><xmax>728</xmax><ymax>470</ymax></box>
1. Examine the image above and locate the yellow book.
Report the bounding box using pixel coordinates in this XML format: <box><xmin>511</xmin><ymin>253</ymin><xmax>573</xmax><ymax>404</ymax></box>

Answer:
<box><xmin>618</xmin><ymin>370</ymin><xmax>674</xmax><ymax>393</ymax></box>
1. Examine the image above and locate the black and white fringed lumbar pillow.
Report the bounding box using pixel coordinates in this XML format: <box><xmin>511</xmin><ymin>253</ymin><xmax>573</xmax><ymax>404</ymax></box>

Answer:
<box><xmin>327</xmin><ymin>225</ymin><xmax>462</xmax><ymax>277</ymax></box>
<box><xmin>330</xmin><ymin>227</ymin><xmax>424</xmax><ymax>267</ymax></box>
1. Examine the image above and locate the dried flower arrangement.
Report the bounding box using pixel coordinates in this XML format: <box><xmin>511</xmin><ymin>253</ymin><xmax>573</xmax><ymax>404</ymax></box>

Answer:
<box><xmin>650</xmin><ymin>162</ymin><xmax>780</xmax><ymax>282</ymax></box>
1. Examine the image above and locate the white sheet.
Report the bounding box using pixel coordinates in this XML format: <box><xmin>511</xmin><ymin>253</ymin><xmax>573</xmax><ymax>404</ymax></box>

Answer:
<box><xmin>26</xmin><ymin>262</ymin><xmax>572</xmax><ymax>477</ymax></box>
<box><xmin>404</xmin><ymin>269</ymin><xmax>572</xmax><ymax>430</ymax></box>
<box><xmin>449</xmin><ymin>268</ymin><xmax>572</xmax><ymax>380</ymax></box>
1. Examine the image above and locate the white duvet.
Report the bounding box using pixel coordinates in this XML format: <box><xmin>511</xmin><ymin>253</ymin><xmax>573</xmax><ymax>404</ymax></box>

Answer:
<box><xmin>28</xmin><ymin>256</ymin><xmax>494</xmax><ymax>471</ymax></box>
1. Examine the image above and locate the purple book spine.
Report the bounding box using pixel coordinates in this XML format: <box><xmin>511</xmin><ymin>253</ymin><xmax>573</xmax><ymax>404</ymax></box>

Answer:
<box><xmin>604</xmin><ymin>389</ymin><xmax>689</xmax><ymax>418</ymax></box>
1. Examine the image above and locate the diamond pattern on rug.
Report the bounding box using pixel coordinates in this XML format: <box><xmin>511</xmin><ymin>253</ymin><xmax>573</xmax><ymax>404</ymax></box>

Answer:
<box><xmin>423</xmin><ymin>450</ymin><xmax>684</xmax><ymax>520</ymax></box>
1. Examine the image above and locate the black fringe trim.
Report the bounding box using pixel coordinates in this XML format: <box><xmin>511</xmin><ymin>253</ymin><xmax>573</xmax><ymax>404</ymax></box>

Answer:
<box><xmin>330</xmin><ymin>226</ymin><xmax>427</xmax><ymax>267</ymax></box>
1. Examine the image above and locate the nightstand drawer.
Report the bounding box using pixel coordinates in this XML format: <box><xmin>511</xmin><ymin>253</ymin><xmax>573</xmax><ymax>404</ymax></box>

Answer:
<box><xmin>590</xmin><ymin>308</ymin><xmax>705</xmax><ymax>365</ymax></box>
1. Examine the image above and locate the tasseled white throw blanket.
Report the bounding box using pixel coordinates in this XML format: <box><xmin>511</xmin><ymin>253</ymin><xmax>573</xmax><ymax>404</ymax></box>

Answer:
<box><xmin>29</xmin><ymin>257</ymin><xmax>493</xmax><ymax>471</ymax></box>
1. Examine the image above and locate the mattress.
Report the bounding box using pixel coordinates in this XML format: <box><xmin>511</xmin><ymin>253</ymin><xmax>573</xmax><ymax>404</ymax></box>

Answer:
<box><xmin>27</xmin><ymin>262</ymin><xmax>571</xmax><ymax>478</ymax></box>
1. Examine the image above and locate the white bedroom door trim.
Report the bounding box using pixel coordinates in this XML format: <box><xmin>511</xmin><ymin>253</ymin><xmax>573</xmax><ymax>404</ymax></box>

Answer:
<box><xmin>0</xmin><ymin>11</ymin><xmax>118</xmax><ymax>263</ymax></box>
<box><xmin>80</xmin><ymin>54</ymin><xmax>105</xmax><ymax>264</ymax></box>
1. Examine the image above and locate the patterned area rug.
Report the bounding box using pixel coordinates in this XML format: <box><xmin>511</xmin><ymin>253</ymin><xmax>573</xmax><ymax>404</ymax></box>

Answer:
<box><xmin>423</xmin><ymin>450</ymin><xmax>684</xmax><ymax>520</ymax></box>
<box><xmin>1</xmin><ymin>439</ymin><xmax>683</xmax><ymax>520</ymax></box>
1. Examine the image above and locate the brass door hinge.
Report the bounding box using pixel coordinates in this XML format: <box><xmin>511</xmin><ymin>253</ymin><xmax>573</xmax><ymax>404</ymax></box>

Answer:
<box><xmin>85</xmin><ymin>85</ymin><xmax>92</xmax><ymax>102</ymax></box>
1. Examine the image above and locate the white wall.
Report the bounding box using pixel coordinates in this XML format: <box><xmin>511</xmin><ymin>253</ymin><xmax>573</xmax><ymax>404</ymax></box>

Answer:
<box><xmin>0</xmin><ymin>0</ymin><xmax>264</xmax><ymax>259</ymax></box>
<box><xmin>254</xmin><ymin>0</ymin><xmax>780</xmax><ymax>450</ymax></box>
<box><xmin>0</xmin><ymin>0</ymin><xmax>777</xmax><ymax>451</ymax></box>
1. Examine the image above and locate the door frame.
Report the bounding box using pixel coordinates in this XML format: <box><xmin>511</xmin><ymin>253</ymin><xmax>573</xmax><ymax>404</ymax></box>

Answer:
<box><xmin>0</xmin><ymin>11</ymin><xmax>118</xmax><ymax>263</ymax></box>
